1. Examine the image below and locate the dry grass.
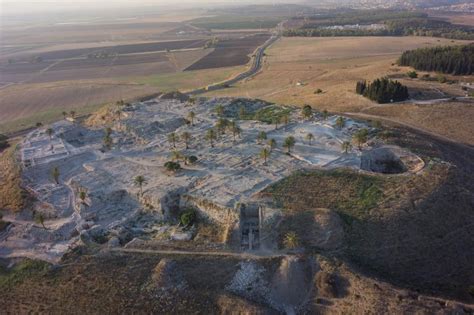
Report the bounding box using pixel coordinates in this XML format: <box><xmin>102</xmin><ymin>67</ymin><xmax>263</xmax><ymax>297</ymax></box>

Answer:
<box><xmin>205</xmin><ymin>37</ymin><xmax>469</xmax><ymax>108</ymax></box>
<box><xmin>363</xmin><ymin>101</ymin><xmax>474</xmax><ymax>145</ymax></box>
<box><xmin>0</xmin><ymin>142</ymin><xmax>31</xmax><ymax>212</ymax></box>
<box><xmin>205</xmin><ymin>36</ymin><xmax>474</xmax><ymax>143</ymax></box>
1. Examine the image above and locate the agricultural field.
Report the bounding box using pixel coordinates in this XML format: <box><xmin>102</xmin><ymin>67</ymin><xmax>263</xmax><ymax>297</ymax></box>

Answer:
<box><xmin>0</xmin><ymin>65</ymin><xmax>246</xmax><ymax>134</ymax></box>
<box><xmin>205</xmin><ymin>36</ymin><xmax>474</xmax><ymax>144</ymax></box>
<box><xmin>185</xmin><ymin>34</ymin><xmax>270</xmax><ymax>70</ymax></box>
<box><xmin>0</xmin><ymin>10</ymin><xmax>271</xmax><ymax>134</ymax></box>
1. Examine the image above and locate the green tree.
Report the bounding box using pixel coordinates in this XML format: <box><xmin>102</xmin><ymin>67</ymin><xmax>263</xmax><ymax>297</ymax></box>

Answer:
<box><xmin>239</xmin><ymin>107</ymin><xmax>246</xmax><ymax>119</ymax></box>
<box><xmin>268</xmin><ymin>138</ymin><xmax>277</xmax><ymax>152</ymax></box>
<box><xmin>282</xmin><ymin>113</ymin><xmax>290</xmax><ymax>129</ymax></box>
<box><xmin>181</xmin><ymin>132</ymin><xmax>191</xmax><ymax>149</ymax></box>
<box><xmin>103</xmin><ymin>129</ymin><xmax>113</xmax><ymax>150</ymax></box>
<box><xmin>273</xmin><ymin>116</ymin><xmax>281</xmax><ymax>129</ymax></box>
<box><xmin>283</xmin><ymin>231</ymin><xmax>299</xmax><ymax>249</ymax></box>
<box><xmin>206</xmin><ymin>129</ymin><xmax>217</xmax><ymax>148</ymax></box>
<box><xmin>335</xmin><ymin>116</ymin><xmax>346</xmax><ymax>129</ymax></box>
<box><xmin>407</xmin><ymin>70</ymin><xmax>418</xmax><ymax>78</ymax></box>
<box><xmin>79</xmin><ymin>190</ymin><xmax>87</xmax><ymax>205</ymax></box>
<box><xmin>229</xmin><ymin>120</ymin><xmax>241</xmax><ymax>142</ymax></box>
<box><xmin>46</xmin><ymin>128</ymin><xmax>53</xmax><ymax>140</ymax></box>
<box><xmin>257</xmin><ymin>131</ymin><xmax>267</xmax><ymax>144</ymax></box>
<box><xmin>62</xmin><ymin>111</ymin><xmax>67</xmax><ymax>119</ymax></box>
<box><xmin>283</xmin><ymin>136</ymin><xmax>296</xmax><ymax>153</ymax></box>
<box><xmin>215</xmin><ymin>104</ymin><xmax>224</xmax><ymax>117</ymax></box>
<box><xmin>35</xmin><ymin>213</ymin><xmax>46</xmax><ymax>229</ymax></box>
<box><xmin>301</xmin><ymin>105</ymin><xmax>312</xmax><ymax>119</ymax></box>
<box><xmin>51</xmin><ymin>167</ymin><xmax>60</xmax><ymax>184</ymax></box>
<box><xmin>216</xmin><ymin>118</ymin><xmax>229</xmax><ymax>135</ymax></box>
<box><xmin>322</xmin><ymin>110</ymin><xmax>329</xmax><ymax>120</ymax></box>
<box><xmin>167</xmin><ymin>132</ymin><xmax>179</xmax><ymax>148</ymax></box>
<box><xmin>342</xmin><ymin>141</ymin><xmax>352</xmax><ymax>153</ymax></box>
<box><xmin>164</xmin><ymin>161</ymin><xmax>181</xmax><ymax>173</ymax></box>
<box><xmin>171</xmin><ymin>150</ymin><xmax>184</xmax><ymax>162</ymax></box>
<box><xmin>188</xmin><ymin>111</ymin><xmax>196</xmax><ymax>125</ymax></box>
<box><xmin>134</xmin><ymin>175</ymin><xmax>146</xmax><ymax>196</ymax></box>
<box><xmin>305</xmin><ymin>133</ymin><xmax>314</xmax><ymax>145</ymax></box>
<box><xmin>260</xmin><ymin>148</ymin><xmax>270</xmax><ymax>164</ymax></box>
<box><xmin>353</xmin><ymin>128</ymin><xmax>368</xmax><ymax>149</ymax></box>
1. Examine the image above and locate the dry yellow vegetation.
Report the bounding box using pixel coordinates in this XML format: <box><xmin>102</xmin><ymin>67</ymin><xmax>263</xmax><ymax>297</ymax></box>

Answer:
<box><xmin>0</xmin><ymin>143</ymin><xmax>30</xmax><ymax>212</ymax></box>
<box><xmin>205</xmin><ymin>36</ymin><xmax>474</xmax><ymax>144</ymax></box>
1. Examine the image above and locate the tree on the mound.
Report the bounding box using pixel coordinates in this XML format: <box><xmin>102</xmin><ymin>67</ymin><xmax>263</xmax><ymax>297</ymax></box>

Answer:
<box><xmin>51</xmin><ymin>167</ymin><xmax>60</xmax><ymax>184</ymax></box>
<box><xmin>168</xmin><ymin>132</ymin><xmax>179</xmax><ymax>148</ymax></box>
<box><xmin>283</xmin><ymin>136</ymin><xmax>296</xmax><ymax>153</ymax></box>
<box><xmin>164</xmin><ymin>161</ymin><xmax>181</xmax><ymax>173</ymax></box>
<box><xmin>78</xmin><ymin>189</ymin><xmax>88</xmax><ymax>205</ymax></box>
<box><xmin>215</xmin><ymin>104</ymin><xmax>224</xmax><ymax>117</ymax></box>
<box><xmin>342</xmin><ymin>141</ymin><xmax>352</xmax><ymax>154</ymax></box>
<box><xmin>171</xmin><ymin>150</ymin><xmax>184</xmax><ymax>162</ymax></box>
<box><xmin>206</xmin><ymin>129</ymin><xmax>217</xmax><ymax>148</ymax></box>
<box><xmin>216</xmin><ymin>118</ymin><xmax>229</xmax><ymax>136</ymax></box>
<box><xmin>188</xmin><ymin>111</ymin><xmax>196</xmax><ymax>126</ymax></box>
<box><xmin>301</xmin><ymin>105</ymin><xmax>312</xmax><ymax>120</ymax></box>
<box><xmin>305</xmin><ymin>133</ymin><xmax>314</xmax><ymax>145</ymax></box>
<box><xmin>46</xmin><ymin>128</ymin><xmax>54</xmax><ymax>140</ymax></box>
<box><xmin>353</xmin><ymin>128</ymin><xmax>368</xmax><ymax>149</ymax></box>
<box><xmin>260</xmin><ymin>147</ymin><xmax>270</xmax><ymax>165</ymax></box>
<box><xmin>283</xmin><ymin>231</ymin><xmax>299</xmax><ymax>249</ymax></box>
<box><xmin>268</xmin><ymin>138</ymin><xmax>277</xmax><ymax>152</ymax></box>
<box><xmin>322</xmin><ymin>110</ymin><xmax>329</xmax><ymax>120</ymax></box>
<box><xmin>181</xmin><ymin>132</ymin><xmax>191</xmax><ymax>149</ymax></box>
<box><xmin>229</xmin><ymin>120</ymin><xmax>241</xmax><ymax>142</ymax></box>
<box><xmin>335</xmin><ymin>116</ymin><xmax>345</xmax><ymax>129</ymax></box>
<box><xmin>35</xmin><ymin>213</ymin><xmax>46</xmax><ymax>229</ymax></box>
<box><xmin>273</xmin><ymin>116</ymin><xmax>281</xmax><ymax>130</ymax></box>
<box><xmin>257</xmin><ymin>131</ymin><xmax>267</xmax><ymax>144</ymax></box>
<box><xmin>62</xmin><ymin>111</ymin><xmax>68</xmax><ymax>120</ymax></box>
<box><xmin>134</xmin><ymin>175</ymin><xmax>146</xmax><ymax>196</ymax></box>
<box><xmin>282</xmin><ymin>113</ymin><xmax>290</xmax><ymax>129</ymax></box>
<box><xmin>103</xmin><ymin>128</ymin><xmax>113</xmax><ymax>150</ymax></box>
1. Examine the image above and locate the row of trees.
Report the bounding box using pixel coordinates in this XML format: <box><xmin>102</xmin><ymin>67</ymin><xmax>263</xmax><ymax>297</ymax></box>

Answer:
<box><xmin>284</xmin><ymin>13</ymin><xmax>474</xmax><ymax>40</ymax></box>
<box><xmin>356</xmin><ymin>78</ymin><xmax>409</xmax><ymax>104</ymax></box>
<box><xmin>398</xmin><ymin>44</ymin><xmax>474</xmax><ymax>75</ymax></box>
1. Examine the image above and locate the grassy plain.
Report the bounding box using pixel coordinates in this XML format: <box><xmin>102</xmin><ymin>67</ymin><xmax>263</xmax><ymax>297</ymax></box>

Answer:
<box><xmin>205</xmin><ymin>36</ymin><xmax>474</xmax><ymax>144</ymax></box>
<box><xmin>0</xmin><ymin>65</ymin><xmax>245</xmax><ymax>134</ymax></box>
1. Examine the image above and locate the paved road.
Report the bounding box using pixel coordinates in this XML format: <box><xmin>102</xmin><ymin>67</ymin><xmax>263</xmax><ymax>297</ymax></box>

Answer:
<box><xmin>186</xmin><ymin>34</ymin><xmax>280</xmax><ymax>95</ymax></box>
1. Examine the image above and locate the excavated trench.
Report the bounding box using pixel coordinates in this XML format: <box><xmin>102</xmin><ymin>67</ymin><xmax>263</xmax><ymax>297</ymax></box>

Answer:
<box><xmin>361</xmin><ymin>147</ymin><xmax>408</xmax><ymax>174</ymax></box>
<box><xmin>239</xmin><ymin>204</ymin><xmax>261</xmax><ymax>251</ymax></box>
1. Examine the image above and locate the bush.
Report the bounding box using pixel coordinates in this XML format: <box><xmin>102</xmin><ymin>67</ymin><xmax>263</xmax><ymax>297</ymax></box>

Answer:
<box><xmin>437</xmin><ymin>75</ymin><xmax>447</xmax><ymax>83</ymax></box>
<box><xmin>187</xmin><ymin>156</ymin><xmax>198</xmax><ymax>164</ymax></box>
<box><xmin>314</xmin><ymin>89</ymin><xmax>323</xmax><ymax>94</ymax></box>
<box><xmin>283</xmin><ymin>231</ymin><xmax>300</xmax><ymax>249</ymax></box>
<box><xmin>407</xmin><ymin>71</ymin><xmax>418</xmax><ymax>78</ymax></box>
<box><xmin>164</xmin><ymin>161</ymin><xmax>181</xmax><ymax>172</ymax></box>
<box><xmin>180</xmin><ymin>209</ymin><xmax>197</xmax><ymax>227</ymax></box>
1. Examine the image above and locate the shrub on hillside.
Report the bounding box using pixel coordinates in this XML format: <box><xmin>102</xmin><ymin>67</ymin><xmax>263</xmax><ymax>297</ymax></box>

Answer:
<box><xmin>164</xmin><ymin>161</ymin><xmax>181</xmax><ymax>173</ymax></box>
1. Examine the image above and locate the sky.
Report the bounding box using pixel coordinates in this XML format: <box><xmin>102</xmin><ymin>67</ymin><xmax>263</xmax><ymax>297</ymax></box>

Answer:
<box><xmin>1</xmin><ymin>0</ymin><xmax>305</xmax><ymax>16</ymax></box>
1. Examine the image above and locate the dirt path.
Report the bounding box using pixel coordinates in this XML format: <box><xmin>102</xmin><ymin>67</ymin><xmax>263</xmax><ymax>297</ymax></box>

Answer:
<box><xmin>110</xmin><ymin>247</ymin><xmax>285</xmax><ymax>259</ymax></box>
